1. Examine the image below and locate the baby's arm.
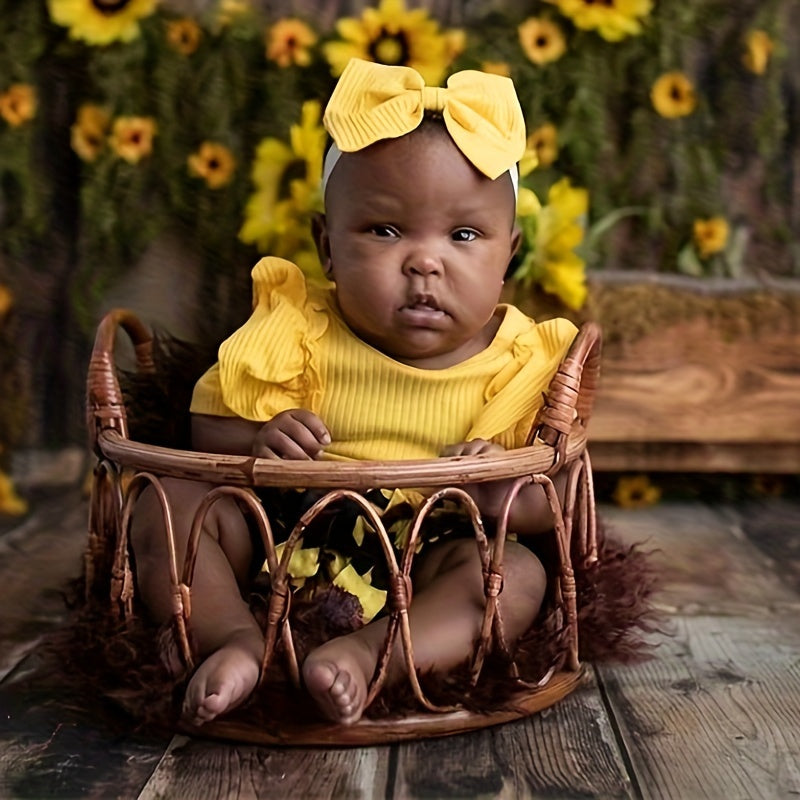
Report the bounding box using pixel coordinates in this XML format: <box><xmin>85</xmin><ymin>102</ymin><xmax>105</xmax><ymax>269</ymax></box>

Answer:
<box><xmin>441</xmin><ymin>440</ymin><xmax>565</xmax><ymax>535</ymax></box>
<box><xmin>192</xmin><ymin>410</ymin><xmax>330</xmax><ymax>460</ymax></box>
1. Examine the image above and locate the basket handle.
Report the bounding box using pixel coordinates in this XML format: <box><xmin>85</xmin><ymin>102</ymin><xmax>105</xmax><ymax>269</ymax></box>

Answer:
<box><xmin>86</xmin><ymin>308</ymin><xmax>154</xmax><ymax>454</ymax></box>
<box><xmin>526</xmin><ymin>321</ymin><xmax>602</xmax><ymax>462</ymax></box>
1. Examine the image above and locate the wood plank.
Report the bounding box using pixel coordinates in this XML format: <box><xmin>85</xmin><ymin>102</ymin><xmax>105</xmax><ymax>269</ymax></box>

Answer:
<box><xmin>597</xmin><ymin>501</ymin><xmax>800</xmax><ymax>800</ymax></box>
<box><xmin>598</xmin><ymin>614</ymin><xmax>800</xmax><ymax>800</ymax></box>
<box><xmin>0</xmin><ymin>488</ymin><xmax>87</xmax><ymax>680</ymax></box>
<box><xmin>599</xmin><ymin>502</ymin><xmax>800</xmax><ymax>617</ymax></box>
<box><xmin>0</xmin><ymin>490</ymin><xmax>169</xmax><ymax>800</ymax></box>
<box><xmin>578</xmin><ymin>298</ymin><xmax>800</xmax><ymax>471</ymax></box>
<box><xmin>735</xmin><ymin>498</ymin><xmax>800</xmax><ymax>595</ymax></box>
<box><xmin>0</xmin><ymin>678</ymin><xmax>167</xmax><ymax>800</ymax></box>
<box><xmin>590</xmin><ymin>310</ymin><xmax>800</xmax><ymax>446</ymax></box>
<box><xmin>588</xmin><ymin>441</ymin><xmax>800</xmax><ymax>474</ymax></box>
<box><xmin>137</xmin><ymin>735</ymin><xmax>392</xmax><ymax>800</ymax></box>
<box><xmin>391</xmin><ymin>669</ymin><xmax>634</xmax><ymax>799</ymax></box>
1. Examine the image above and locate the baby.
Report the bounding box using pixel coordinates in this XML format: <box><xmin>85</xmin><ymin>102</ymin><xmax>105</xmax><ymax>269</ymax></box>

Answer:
<box><xmin>131</xmin><ymin>58</ymin><xmax>578</xmax><ymax>727</ymax></box>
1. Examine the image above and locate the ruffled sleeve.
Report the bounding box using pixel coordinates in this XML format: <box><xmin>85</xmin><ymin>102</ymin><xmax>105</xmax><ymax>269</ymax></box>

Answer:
<box><xmin>189</xmin><ymin>257</ymin><xmax>328</xmax><ymax>421</ymax></box>
<box><xmin>467</xmin><ymin>310</ymin><xmax>578</xmax><ymax>447</ymax></box>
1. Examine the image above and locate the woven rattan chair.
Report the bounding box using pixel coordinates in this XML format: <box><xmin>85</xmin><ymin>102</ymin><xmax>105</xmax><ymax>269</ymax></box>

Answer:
<box><xmin>84</xmin><ymin>308</ymin><xmax>602</xmax><ymax>746</ymax></box>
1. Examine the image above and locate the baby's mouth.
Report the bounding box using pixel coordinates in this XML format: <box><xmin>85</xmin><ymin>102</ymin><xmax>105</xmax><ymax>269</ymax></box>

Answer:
<box><xmin>400</xmin><ymin>294</ymin><xmax>447</xmax><ymax>325</ymax></box>
<box><xmin>403</xmin><ymin>294</ymin><xmax>444</xmax><ymax>313</ymax></box>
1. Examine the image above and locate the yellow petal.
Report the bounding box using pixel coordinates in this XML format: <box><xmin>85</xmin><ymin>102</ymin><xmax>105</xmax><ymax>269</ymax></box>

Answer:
<box><xmin>333</xmin><ymin>563</ymin><xmax>387</xmax><ymax>623</ymax></box>
<box><xmin>263</xmin><ymin>540</ymin><xmax>321</xmax><ymax>578</ymax></box>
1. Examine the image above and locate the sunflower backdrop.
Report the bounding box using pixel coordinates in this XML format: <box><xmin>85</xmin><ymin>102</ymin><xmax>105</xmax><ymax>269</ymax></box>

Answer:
<box><xmin>0</xmin><ymin>0</ymin><xmax>798</xmax><ymax>473</ymax></box>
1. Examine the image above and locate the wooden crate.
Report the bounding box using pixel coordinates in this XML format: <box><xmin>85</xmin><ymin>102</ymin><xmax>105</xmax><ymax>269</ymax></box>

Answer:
<box><xmin>510</xmin><ymin>276</ymin><xmax>800</xmax><ymax>473</ymax></box>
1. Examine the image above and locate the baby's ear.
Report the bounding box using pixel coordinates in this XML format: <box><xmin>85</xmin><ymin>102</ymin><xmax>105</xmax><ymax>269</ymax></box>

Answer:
<box><xmin>311</xmin><ymin>212</ymin><xmax>333</xmax><ymax>278</ymax></box>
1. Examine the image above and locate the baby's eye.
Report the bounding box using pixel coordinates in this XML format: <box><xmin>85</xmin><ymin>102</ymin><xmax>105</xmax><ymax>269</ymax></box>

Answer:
<box><xmin>452</xmin><ymin>228</ymin><xmax>478</xmax><ymax>242</ymax></box>
<box><xmin>370</xmin><ymin>224</ymin><xmax>399</xmax><ymax>238</ymax></box>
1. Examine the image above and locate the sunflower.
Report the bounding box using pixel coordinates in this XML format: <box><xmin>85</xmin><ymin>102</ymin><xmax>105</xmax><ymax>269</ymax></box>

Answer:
<box><xmin>514</xmin><ymin>177</ymin><xmax>588</xmax><ymax>309</ymax></box>
<box><xmin>266</xmin><ymin>18</ymin><xmax>317</xmax><ymax>68</ymax></box>
<box><xmin>545</xmin><ymin>0</ymin><xmax>652</xmax><ymax>41</ymax></box>
<box><xmin>0</xmin><ymin>284</ymin><xmax>12</xmax><ymax>318</ymax></box>
<box><xmin>71</xmin><ymin>103</ymin><xmax>110</xmax><ymax>161</ymax></box>
<box><xmin>481</xmin><ymin>61</ymin><xmax>511</xmax><ymax>77</ymax></box>
<box><xmin>443</xmin><ymin>29</ymin><xmax>466</xmax><ymax>63</ymax></box>
<box><xmin>187</xmin><ymin>141</ymin><xmax>236</xmax><ymax>189</ymax></box>
<box><xmin>651</xmin><ymin>71</ymin><xmax>696</xmax><ymax>118</ymax></box>
<box><xmin>518</xmin><ymin>18</ymin><xmax>566</xmax><ymax>66</ymax></box>
<box><xmin>239</xmin><ymin>100</ymin><xmax>326</xmax><ymax>280</ymax></box>
<box><xmin>109</xmin><ymin>116</ymin><xmax>157</xmax><ymax>163</ymax></box>
<box><xmin>0</xmin><ymin>470</ymin><xmax>28</xmax><ymax>516</ymax></box>
<box><xmin>693</xmin><ymin>216</ymin><xmax>729</xmax><ymax>259</ymax></box>
<box><xmin>0</xmin><ymin>84</ymin><xmax>37</xmax><ymax>127</ymax></box>
<box><xmin>323</xmin><ymin>0</ymin><xmax>460</xmax><ymax>85</ymax></box>
<box><xmin>742</xmin><ymin>30</ymin><xmax>774</xmax><ymax>75</ymax></box>
<box><xmin>521</xmin><ymin>123</ymin><xmax>558</xmax><ymax>174</ymax></box>
<box><xmin>47</xmin><ymin>0</ymin><xmax>159</xmax><ymax>46</ymax></box>
<box><xmin>612</xmin><ymin>475</ymin><xmax>661</xmax><ymax>509</ymax></box>
<box><xmin>216</xmin><ymin>0</ymin><xmax>252</xmax><ymax>27</ymax></box>
<box><xmin>166</xmin><ymin>17</ymin><xmax>202</xmax><ymax>55</ymax></box>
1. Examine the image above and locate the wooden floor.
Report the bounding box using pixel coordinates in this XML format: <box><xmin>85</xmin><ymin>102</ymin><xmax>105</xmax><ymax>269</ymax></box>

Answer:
<box><xmin>1</xmin><ymin>484</ymin><xmax>799</xmax><ymax>799</ymax></box>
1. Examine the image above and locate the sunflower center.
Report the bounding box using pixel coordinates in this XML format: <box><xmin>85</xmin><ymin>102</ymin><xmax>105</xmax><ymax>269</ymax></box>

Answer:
<box><xmin>92</xmin><ymin>0</ymin><xmax>133</xmax><ymax>14</ymax></box>
<box><xmin>370</xmin><ymin>31</ymin><xmax>409</xmax><ymax>66</ymax></box>
<box><xmin>208</xmin><ymin>158</ymin><xmax>220</xmax><ymax>170</ymax></box>
<box><xmin>583</xmin><ymin>0</ymin><xmax>615</xmax><ymax>6</ymax></box>
<box><xmin>670</xmin><ymin>85</ymin><xmax>684</xmax><ymax>101</ymax></box>
<box><xmin>535</xmin><ymin>35</ymin><xmax>550</xmax><ymax>48</ymax></box>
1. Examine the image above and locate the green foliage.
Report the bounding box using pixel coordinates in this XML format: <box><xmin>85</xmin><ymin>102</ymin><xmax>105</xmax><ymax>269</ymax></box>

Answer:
<box><xmin>0</xmin><ymin>0</ymin><xmax>797</xmax><ymax>337</ymax></box>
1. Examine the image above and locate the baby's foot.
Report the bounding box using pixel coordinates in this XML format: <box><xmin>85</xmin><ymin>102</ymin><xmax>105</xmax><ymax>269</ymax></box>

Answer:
<box><xmin>182</xmin><ymin>635</ymin><xmax>262</xmax><ymax>726</ymax></box>
<box><xmin>302</xmin><ymin>637</ymin><xmax>375</xmax><ymax>725</ymax></box>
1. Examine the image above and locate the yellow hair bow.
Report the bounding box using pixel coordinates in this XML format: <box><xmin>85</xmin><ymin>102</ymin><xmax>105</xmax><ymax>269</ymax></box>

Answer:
<box><xmin>323</xmin><ymin>58</ymin><xmax>526</xmax><ymax>181</ymax></box>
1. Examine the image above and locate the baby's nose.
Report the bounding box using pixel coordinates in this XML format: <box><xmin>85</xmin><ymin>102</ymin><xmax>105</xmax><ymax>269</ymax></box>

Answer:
<box><xmin>402</xmin><ymin>253</ymin><xmax>442</xmax><ymax>277</ymax></box>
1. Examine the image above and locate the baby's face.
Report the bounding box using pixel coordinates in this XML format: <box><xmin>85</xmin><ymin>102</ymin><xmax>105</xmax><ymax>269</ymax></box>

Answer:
<box><xmin>318</xmin><ymin>128</ymin><xmax>520</xmax><ymax>369</ymax></box>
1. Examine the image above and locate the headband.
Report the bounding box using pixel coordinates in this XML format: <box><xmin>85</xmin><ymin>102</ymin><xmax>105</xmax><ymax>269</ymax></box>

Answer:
<box><xmin>321</xmin><ymin>58</ymin><xmax>526</xmax><ymax>195</ymax></box>
<box><xmin>322</xmin><ymin>142</ymin><xmax>519</xmax><ymax>199</ymax></box>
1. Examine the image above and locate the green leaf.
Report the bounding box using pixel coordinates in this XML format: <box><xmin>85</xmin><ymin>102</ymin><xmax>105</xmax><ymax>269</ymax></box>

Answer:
<box><xmin>583</xmin><ymin>205</ymin><xmax>648</xmax><ymax>253</ymax></box>
<box><xmin>723</xmin><ymin>225</ymin><xmax>750</xmax><ymax>279</ymax></box>
<box><xmin>676</xmin><ymin>243</ymin><xmax>705</xmax><ymax>276</ymax></box>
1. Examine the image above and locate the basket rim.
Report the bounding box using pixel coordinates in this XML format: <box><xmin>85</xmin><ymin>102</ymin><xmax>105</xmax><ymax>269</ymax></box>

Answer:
<box><xmin>96</xmin><ymin>423</ymin><xmax>588</xmax><ymax>489</ymax></box>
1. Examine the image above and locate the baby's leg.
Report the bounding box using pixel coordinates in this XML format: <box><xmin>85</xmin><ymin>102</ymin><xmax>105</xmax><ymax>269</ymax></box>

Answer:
<box><xmin>303</xmin><ymin>538</ymin><xmax>546</xmax><ymax>724</ymax></box>
<box><xmin>130</xmin><ymin>477</ymin><xmax>263</xmax><ymax>725</ymax></box>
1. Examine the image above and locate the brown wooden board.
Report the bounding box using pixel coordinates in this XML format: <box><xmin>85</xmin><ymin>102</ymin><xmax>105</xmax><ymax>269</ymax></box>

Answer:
<box><xmin>0</xmin><ymin>490</ymin><xmax>169</xmax><ymax>800</ymax></box>
<box><xmin>0</xmin><ymin>489</ymin><xmax>86</xmax><ymax>680</ymax></box>
<box><xmin>588</xmin><ymin>315</ymin><xmax>800</xmax><ymax>473</ymax></box>
<box><xmin>137</xmin><ymin>735</ymin><xmax>393</xmax><ymax>800</ymax></box>
<box><xmin>588</xmin><ymin>441</ymin><xmax>800</xmax><ymax>474</ymax></box>
<box><xmin>598</xmin><ymin>502</ymin><xmax>800</xmax><ymax>800</ymax></box>
<box><xmin>593</xmin><ymin>321</ymin><xmax>800</xmax><ymax>444</ymax></box>
<box><xmin>598</xmin><ymin>614</ymin><xmax>800</xmax><ymax>800</ymax></box>
<box><xmin>391</xmin><ymin>670</ymin><xmax>634</xmax><ymax>799</ymax></box>
<box><xmin>735</xmin><ymin>498</ymin><xmax>800</xmax><ymax>595</ymax></box>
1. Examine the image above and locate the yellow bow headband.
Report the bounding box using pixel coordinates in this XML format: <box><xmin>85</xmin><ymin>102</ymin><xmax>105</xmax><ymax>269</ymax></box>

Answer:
<box><xmin>322</xmin><ymin>58</ymin><xmax>526</xmax><ymax>187</ymax></box>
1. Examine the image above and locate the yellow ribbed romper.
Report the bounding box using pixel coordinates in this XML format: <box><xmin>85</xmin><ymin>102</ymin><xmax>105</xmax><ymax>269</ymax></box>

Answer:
<box><xmin>191</xmin><ymin>257</ymin><xmax>577</xmax><ymax>459</ymax></box>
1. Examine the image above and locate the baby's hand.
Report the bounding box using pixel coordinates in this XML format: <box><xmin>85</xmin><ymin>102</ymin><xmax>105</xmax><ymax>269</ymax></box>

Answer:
<box><xmin>441</xmin><ymin>439</ymin><xmax>505</xmax><ymax>458</ymax></box>
<box><xmin>253</xmin><ymin>410</ymin><xmax>331</xmax><ymax>460</ymax></box>
<box><xmin>441</xmin><ymin>439</ymin><xmax>508</xmax><ymax>519</ymax></box>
